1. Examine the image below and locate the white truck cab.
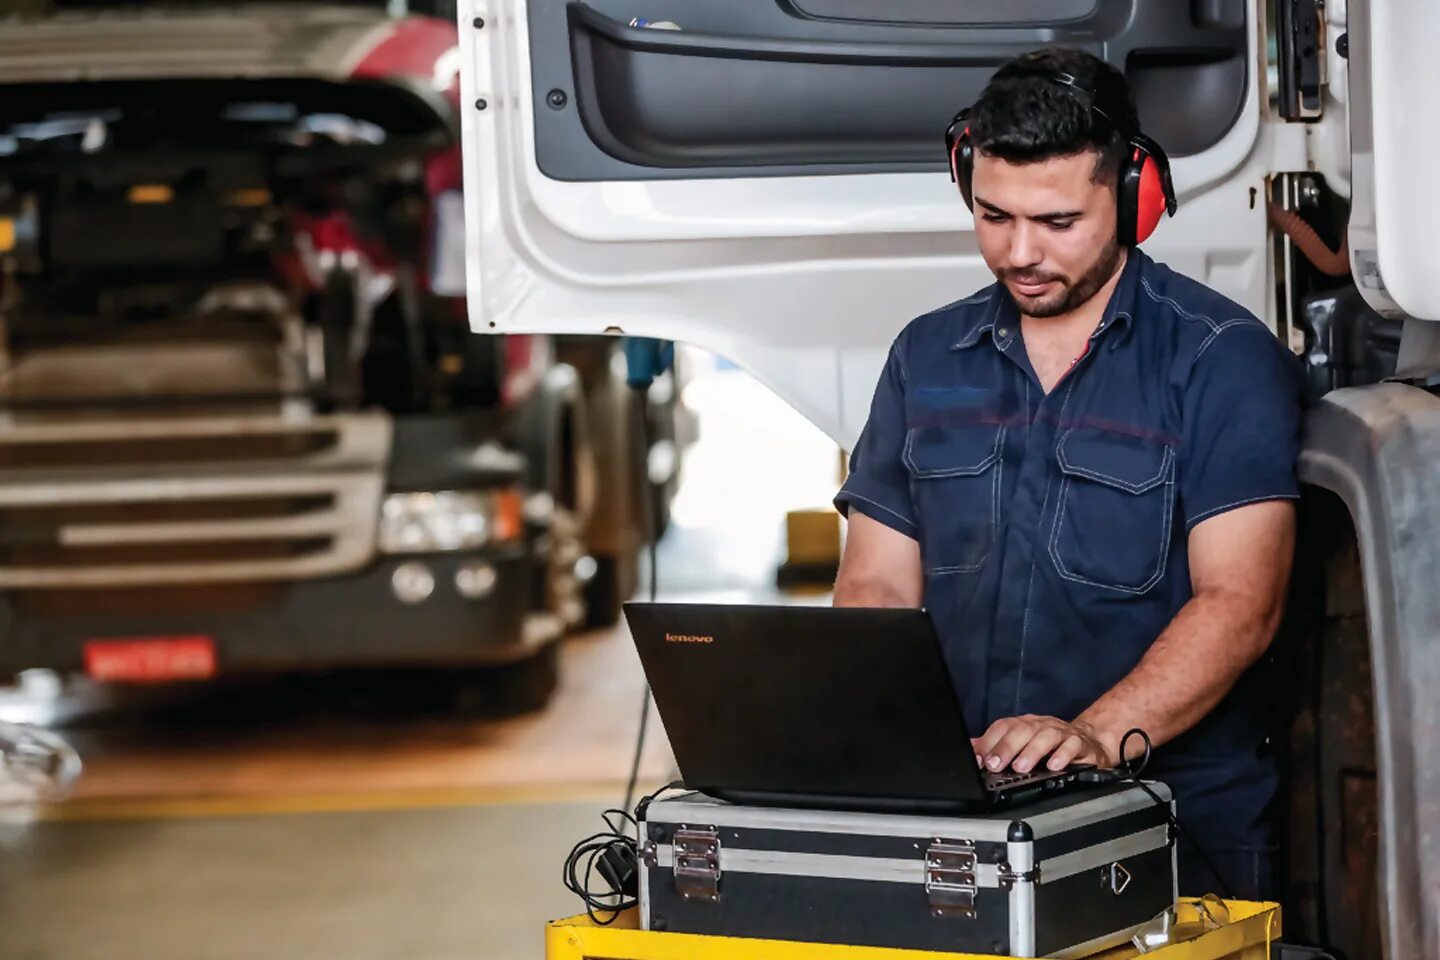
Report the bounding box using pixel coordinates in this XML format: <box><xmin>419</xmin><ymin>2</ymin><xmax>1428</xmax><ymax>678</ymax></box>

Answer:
<box><xmin>457</xmin><ymin>2</ymin><xmax>1440</xmax><ymax>956</ymax></box>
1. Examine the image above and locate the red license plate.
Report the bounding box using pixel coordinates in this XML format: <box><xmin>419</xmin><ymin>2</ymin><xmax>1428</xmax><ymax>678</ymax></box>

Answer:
<box><xmin>83</xmin><ymin>635</ymin><xmax>218</xmax><ymax>683</ymax></box>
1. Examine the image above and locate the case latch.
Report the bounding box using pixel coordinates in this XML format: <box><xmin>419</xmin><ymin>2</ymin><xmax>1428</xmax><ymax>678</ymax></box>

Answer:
<box><xmin>673</xmin><ymin>825</ymin><xmax>721</xmax><ymax>902</ymax></box>
<box><xmin>1107</xmin><ymin>861</ymin><xmax>1132</xmax><ymax>895</ymax></box>
<box><xmin>925</xmin><ymin>839</ymin><xmax>977</xmax><ymax>918</ymax></box>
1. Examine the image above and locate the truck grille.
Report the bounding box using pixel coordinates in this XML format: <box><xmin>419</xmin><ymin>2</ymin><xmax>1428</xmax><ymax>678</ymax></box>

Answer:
<box><xmin>0</xmin><ymin>414</ymin><xmax>390</xmax><ymax>588</ymax></box>
<box><xmin>0</xmin><ymin>9</ymin><xmax>391</xmax><ymax>84</ymax></box>
<box><xmin>0</xmin><ymin>430</ymin><xmax>340</xmax><ymax>470</ymax></box>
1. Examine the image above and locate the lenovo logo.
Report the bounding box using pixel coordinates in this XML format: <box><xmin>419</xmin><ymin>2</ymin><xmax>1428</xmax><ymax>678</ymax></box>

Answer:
<box><xmin>664</xmin><ymin>632</ymin><xmax>714</xmax><ymax>644</ymax></box>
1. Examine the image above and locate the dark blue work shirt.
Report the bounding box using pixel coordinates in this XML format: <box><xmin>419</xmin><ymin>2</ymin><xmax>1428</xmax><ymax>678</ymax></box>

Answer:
<box><xmin>835</xmin><ymin>251</ymin><xmax>1303</xmax><ymax>861</ymax></box>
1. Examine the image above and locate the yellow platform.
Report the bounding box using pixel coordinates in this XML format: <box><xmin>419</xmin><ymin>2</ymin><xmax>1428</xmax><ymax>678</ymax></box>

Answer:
<box><xmin>546</xmin><ymin>899</ymin><xmax>1279</xmax><ymax>960</ymax></box>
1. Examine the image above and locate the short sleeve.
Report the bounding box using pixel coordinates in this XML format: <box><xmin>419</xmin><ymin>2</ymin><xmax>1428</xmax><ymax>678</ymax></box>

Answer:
<box><xmin>1179</xmin><ymin>323</ymin><xmax>1304</xmax><ymax>530</ymax></box>
<box><xmin>834</xmin><ymin>339</ymin><xmax>918</xmax><ymax>539</ymax></box>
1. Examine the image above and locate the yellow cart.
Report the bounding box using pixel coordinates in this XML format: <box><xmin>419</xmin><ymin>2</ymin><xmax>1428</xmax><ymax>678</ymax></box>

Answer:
<box><xmin>546</xmin><ymin>899</ymin><xmax>1280</xmax><ymax>960</ymax></box>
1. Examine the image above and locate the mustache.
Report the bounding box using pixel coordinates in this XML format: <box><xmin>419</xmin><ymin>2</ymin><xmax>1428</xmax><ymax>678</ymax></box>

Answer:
<box><xmin>1002</xmin><ymin>269</ymin><xmax>1067</xmax><ymax>286</ymax></box>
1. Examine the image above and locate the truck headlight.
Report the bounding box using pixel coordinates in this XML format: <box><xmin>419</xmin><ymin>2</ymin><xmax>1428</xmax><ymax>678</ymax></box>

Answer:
<box><xmin>378</xmin><ymin>490</ymin><xmax>523</xmax><ymax>554</ymax></box>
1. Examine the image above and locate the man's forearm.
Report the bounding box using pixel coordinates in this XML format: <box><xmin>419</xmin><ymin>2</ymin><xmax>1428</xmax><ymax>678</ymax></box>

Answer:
<box><xmin>831</xmin><ymin>512</ymin><xmax>924</xmax><ymax>608</ymax></box>
<box><xmin>1076</xmin><ymin>587</ymin><xmax>1282</xmax><ymax>763</ymax></box>
<box><xmin>833</xmin><ymin>576</ymin><xmax>915</xmax><ymax>608</ymax></box>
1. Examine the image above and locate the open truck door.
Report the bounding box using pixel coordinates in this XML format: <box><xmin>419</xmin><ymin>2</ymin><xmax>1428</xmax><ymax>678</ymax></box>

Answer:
<box><xmin>455</xmin><ymin>0</ymin><xmax>1269</xmax><ymax>446</ymax></box>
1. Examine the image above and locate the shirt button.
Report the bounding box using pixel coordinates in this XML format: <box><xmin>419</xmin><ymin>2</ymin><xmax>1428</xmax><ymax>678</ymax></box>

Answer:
<box><xmin>998</xmin><ymin>327</ymin><xmax>1009</xmax><ymax>337</ymax></box>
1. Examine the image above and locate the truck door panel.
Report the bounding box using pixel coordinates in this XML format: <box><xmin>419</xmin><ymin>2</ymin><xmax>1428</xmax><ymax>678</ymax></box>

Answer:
<box><xmin>459</xmin><ymin>0</ymin><xmax>1261</xmax><ymax>444</ymax></box>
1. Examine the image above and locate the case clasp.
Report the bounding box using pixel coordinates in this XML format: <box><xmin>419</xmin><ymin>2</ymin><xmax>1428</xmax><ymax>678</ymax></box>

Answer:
<box><xmin>673</xmin><ymin>825</ymin><xmax>721</xmax><ymax>903</ymax></box>
<box><xmin>925</xmin><ymin>839</ymin><xmax>977</xmax><ymax>918</ymax></box>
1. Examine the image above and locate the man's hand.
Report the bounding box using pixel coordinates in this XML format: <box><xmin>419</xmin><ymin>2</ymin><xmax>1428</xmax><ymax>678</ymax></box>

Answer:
<box><xmin>973</xmin><ymin>715</ymin><xmax>1116</xmax><ymax>774</ymax></box>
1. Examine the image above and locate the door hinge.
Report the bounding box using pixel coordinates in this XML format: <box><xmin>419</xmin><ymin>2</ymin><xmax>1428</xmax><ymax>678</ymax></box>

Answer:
<box><xmin>673</xmin><ymin>825</ymin><xmax>721</xmax><ymax>903</ymax></box>
<box><xmin>995</xmin><ymin>860</ymin><xmax>1036</xmax><ymax>889</ymax></box>
<box><xmin>925</xmin><ymin>839</ymin><xmax>977</xmax><ymax>918</ymax></box>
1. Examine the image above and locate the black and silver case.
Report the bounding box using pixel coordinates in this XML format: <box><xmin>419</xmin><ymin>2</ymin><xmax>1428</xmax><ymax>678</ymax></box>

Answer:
<box><xmin>639</xmin><ymin>783</ymin><xmax>1175</xmax><ymax>958</ymax></box>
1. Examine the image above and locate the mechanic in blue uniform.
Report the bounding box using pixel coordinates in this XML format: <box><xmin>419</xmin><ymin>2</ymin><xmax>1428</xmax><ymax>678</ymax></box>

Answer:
<box><xmin>832</xmin><ymin>48</ymin><xmax>1303</xmax><ymax>900</ymax></box>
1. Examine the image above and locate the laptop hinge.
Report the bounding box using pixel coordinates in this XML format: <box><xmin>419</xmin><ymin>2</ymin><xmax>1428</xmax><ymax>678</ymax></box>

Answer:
<box><xmin>673</xmin><ymin>825</ymin><xmax>721</xmax><ymax>903</ymax></box>
<box><xmin>926</xmin><ymin>838</ymin><xmax>978</xmax><ymax>918</ymax></box>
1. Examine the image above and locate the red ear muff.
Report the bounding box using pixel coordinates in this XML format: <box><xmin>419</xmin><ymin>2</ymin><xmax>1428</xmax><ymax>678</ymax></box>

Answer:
<box><xmin>944</xmin><ymin>110</ymin><xmax>975</xmax><ymax>211</ymax></box>
<box><xmin>1133</xmin><ymin>149</ymin><xmax>1167</xmax><ymax>244</ymax></box>
<box><xmin>1119</xmin><ymin>134</ymin><xmax>1177</xmax><ymax>246</ymax></box>
<box><xmin>948</xmin><ymin>128</ymin><xmax>967</xmax><ymax>184</ymax></box>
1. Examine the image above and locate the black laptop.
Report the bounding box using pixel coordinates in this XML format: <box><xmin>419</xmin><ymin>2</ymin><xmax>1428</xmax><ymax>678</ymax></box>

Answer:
<box><xmin>623</xmin><ymin>602</ymin><xmax>1101</xmax><ymax>812</ymax></box>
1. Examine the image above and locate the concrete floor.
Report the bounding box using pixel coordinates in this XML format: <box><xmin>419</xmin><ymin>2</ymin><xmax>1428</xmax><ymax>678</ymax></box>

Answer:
<box><xmin>0</xmin><ymin>802</ymin><xmax>599</xmax><ymax>960</ymax></box>
<box><xmin>0</xmin><ymin>351</ymin><xmax>840</xmax><ymax>960</ymax></box>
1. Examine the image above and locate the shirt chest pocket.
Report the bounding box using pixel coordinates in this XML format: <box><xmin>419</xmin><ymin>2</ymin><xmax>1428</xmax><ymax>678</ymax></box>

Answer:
<box><xmin>1050</xmin><ymin>428</ymin><xmax>1176</xmax><ymax>594</ymax></box>
<box><xmin>903</xmin><ymin>411</ymin><xmax>1005</xmax><ymax>576</ymax></box>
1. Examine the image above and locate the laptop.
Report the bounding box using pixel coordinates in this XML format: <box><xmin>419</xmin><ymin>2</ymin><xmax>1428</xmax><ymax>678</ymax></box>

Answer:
<box><xmin>623</xmin><ymin>602</ymin><xmax>1103</xmax><ymax>813</ymax></box>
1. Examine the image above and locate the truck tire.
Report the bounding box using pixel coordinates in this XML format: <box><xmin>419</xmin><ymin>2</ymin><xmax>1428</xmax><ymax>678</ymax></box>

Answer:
<box><xmin>1280</xmin><ymin>491</ymin><xmax>1381</xmax><ymax>960</ymax></box>
<box><xmin>582</xmin><ymin>553</ymin><xmax>630</xmax><ymax>629</ymax></box>
<box><xmin>514</xmin><ymin>363</ymin><xmax>597</xmax><ymax>528</ymax></box>
<box><xmin>512</xmin><ymin>361</ymin><xmax>598</xmax><ymax>632</ymax></box>
<box><xmin>583</xmin><ymin>412</ymin><xmax>654</xmax><ymax>630</ymax></box>
<box><xmin>452</xmin><ymin>643</ymin><xmax>560</xmax><ymax>717</ymax></box>
<box><xmin>554</xmin><ymin>337</ymin><xmax>653</xmax><ymax>629</ymax></box>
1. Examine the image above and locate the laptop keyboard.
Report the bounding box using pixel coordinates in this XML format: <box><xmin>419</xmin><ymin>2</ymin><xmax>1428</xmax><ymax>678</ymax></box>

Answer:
<box><xmin>983</xmin><ymin>770</ymin><xmax>1045</xmax><ymax>789</ymax></box>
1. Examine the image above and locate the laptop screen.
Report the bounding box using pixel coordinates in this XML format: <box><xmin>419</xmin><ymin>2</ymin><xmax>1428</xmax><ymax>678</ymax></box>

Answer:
<box><xmin>623</xmin><ymin>602</ymin><xmax>988</xmax><ymax>806</ymax></box>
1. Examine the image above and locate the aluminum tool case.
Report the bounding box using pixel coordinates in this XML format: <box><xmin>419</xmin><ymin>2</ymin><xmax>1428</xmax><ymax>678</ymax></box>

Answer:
<box><xmin>639</xmin><ymin>783</ymin><xmax>1176</xmax><ymax>959</ymax></box>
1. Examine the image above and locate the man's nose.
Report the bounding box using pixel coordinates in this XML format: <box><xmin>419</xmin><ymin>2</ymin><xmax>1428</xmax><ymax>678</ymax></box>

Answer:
<box><xmin>1009</xmin><ymin>222</ymin><xmax>1043</xmax><ymax>269</ymax></box>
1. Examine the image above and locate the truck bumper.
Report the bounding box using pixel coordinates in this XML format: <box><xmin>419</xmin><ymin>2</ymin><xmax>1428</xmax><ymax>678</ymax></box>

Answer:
<box><xmin>0</xmin><ymin>547</ymin><xmax>561</xmax><ymax>677</ymax></box>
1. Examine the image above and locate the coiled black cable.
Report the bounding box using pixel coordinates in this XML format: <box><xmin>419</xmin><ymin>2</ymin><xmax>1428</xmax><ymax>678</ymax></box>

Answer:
<box><xmin>562</xmin><ymin>808</ymin><xmax>641</xmax><ymax>925</ymax></box>
<box><xmin>562</xmin><ymin>781</ymin><xmax>688</xmax><ymax>923</ymax></box>
<box><xmin>1119</xmin><ymin>727</ymin><xmax>1235</xmax><ymax>900</ymax></box>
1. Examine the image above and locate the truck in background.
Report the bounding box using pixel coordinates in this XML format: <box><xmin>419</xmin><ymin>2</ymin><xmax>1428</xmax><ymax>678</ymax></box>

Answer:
<box><xmin>0</xmin><ymin>4</ymin><xmax>685</xmax><ymax>707</ymax></box>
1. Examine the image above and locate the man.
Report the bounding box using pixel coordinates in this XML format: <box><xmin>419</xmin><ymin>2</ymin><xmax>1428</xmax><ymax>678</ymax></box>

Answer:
<box><xmin>832</xmin><ymin>48</ymin><xmax>1302</xmax><ymax>899</ymax></box>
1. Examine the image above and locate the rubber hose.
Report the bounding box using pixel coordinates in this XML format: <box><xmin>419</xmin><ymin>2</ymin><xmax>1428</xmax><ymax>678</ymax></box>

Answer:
<box><xmin>1267</xmin><ymin>202</ymin><xmax>1351</xmax><ymax>276</ymax></box>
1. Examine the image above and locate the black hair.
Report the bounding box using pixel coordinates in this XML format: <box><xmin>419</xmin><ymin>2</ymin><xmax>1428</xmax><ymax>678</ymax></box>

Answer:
<box><xmin>967</xmin><ymin>48</ymin><xmax>1139</xmax><ymax>188</ymax></box>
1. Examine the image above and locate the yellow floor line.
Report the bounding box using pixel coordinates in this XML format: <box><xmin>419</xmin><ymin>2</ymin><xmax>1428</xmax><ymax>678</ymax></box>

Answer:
<box><xmin>3</xmin><ymin>779</ymin><xmax>670</xmax><ymax>823</ymax></box>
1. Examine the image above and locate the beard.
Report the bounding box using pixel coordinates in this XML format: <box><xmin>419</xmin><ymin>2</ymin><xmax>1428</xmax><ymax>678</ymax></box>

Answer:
<box><xmin>1000</xmin><ymin>239</ymin><xmax>1125</xmax><ymax>319</ymax></box>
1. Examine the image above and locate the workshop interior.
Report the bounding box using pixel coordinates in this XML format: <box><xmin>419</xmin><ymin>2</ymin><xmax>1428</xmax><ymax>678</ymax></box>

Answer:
<box><xmin>0</xmin><ymin>1</ymin><xmax>1435</xmax><ymax>960</ymax></box>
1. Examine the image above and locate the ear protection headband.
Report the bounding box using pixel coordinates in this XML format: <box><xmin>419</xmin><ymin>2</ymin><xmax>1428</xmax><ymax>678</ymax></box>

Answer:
<box><xmin>943</xmin><ymin>72</ymin><xmax>1178</xmax><ymax>246</ymax></box>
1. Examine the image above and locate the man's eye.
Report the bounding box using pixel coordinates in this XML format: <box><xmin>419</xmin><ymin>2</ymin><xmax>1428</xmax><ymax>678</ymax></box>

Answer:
<box><xmin>1048</xmin><ymin>221</ymin><xmax>1076</xmax><ymax>231</ymax></box>
<box><xmin>981</xmin><ymin>214</ymin><xmax>1009</xmax><ymax>223</ymax></box>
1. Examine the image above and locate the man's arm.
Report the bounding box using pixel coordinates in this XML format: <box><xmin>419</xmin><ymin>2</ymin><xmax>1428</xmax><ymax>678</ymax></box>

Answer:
<box><xmin>833</xmin><ymin>511</ymin><xmax>924</xmax><ymax>608</ymax></box>
<box><xmin>975</xmin><ymin>499</ymin><xmax>1295</xmax><ymax>773</ymax></box>
<box><xmin>832</xmin><ymin>331</ymin><xmax>923</xmax><ymax>608</ymax></box>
